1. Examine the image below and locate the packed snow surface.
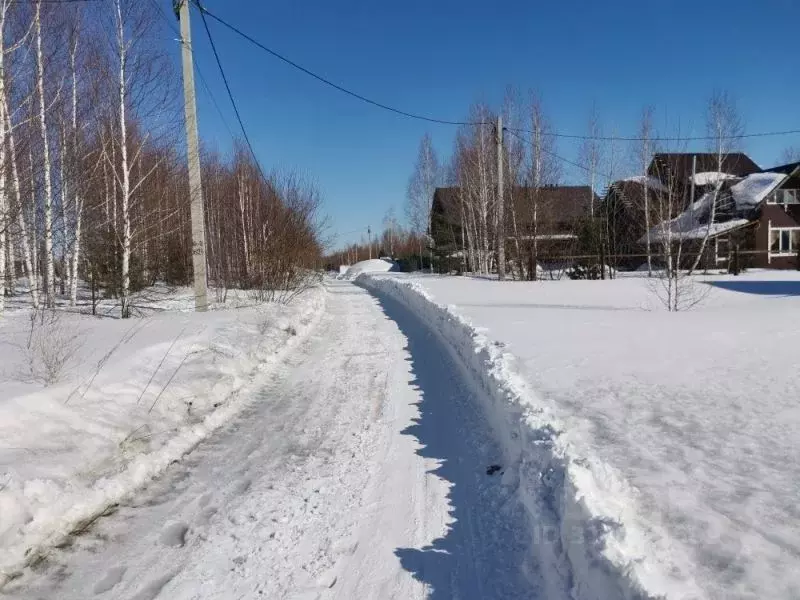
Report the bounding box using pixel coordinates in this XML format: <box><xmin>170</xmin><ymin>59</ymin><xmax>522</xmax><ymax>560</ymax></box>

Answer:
<box><xmin>5</xmin><ymin>282</ymin><xmax>551</xmax><ymax>599</ymax></box>
<box><xmin>0</xmin><ymin>285</ymin><xmax>324</xmax><ymax>584</ymax></box>
<box><xmin>361</xmin><ymin>271</ymin><xmax>800</xmax><ymax>600</ymax></box>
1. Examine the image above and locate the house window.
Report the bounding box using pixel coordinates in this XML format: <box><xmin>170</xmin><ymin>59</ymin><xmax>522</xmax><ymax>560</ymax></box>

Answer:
<box><xmin>715</xmin><ymin>237</ymin><xmax>729</xmax><ymax>263</ymax></box>
<box><xmin>769</xmin><ymin>227</ymin><xmax>800</xmax><ymax>255</ymax></box>
<box><xmin>769</xmin><ymin>189</ymin><xmax>800</xmax><ymax>205</ymax></box>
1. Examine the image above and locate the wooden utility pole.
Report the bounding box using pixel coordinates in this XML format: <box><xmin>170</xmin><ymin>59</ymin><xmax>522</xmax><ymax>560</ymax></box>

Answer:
<box><xmin>368</xmin><ymin>226</ymin><xmax>372</xmax><ymax>259</ymax></box>
<box><xmin>496</xmin><ymin>116</ymin><xmax>506</xmax><ymax>280</ymax></box>
<box><xmin>177</xmin><ymin>0</ymin><xmax>208</xmax><ymax>311</ymax></box>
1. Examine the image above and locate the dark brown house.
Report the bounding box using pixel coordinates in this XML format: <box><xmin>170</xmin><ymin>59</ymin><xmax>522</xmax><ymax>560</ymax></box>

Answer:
<box><xmin>638</xmin><ymin>161</ymin><xmax>800</xmax><ymax>270</ymax></box>
<box><xmin>752</xmin><ymin>162</ymin><xmax>800</xmax><ymax>268</ymax></box>
<box><xmin>430</xmin><ymin>185</ymin><xmax>597</xmax><ymax>273</ymax></box>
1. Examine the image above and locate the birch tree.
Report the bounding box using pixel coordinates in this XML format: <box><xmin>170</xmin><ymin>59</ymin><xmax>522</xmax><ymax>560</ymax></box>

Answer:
<box><xmin>406</xmin><ymin>133</ymin><xmax>440</xmax><ymax>270</ymax></box>
<box><xmin>688</xmin><ymin>90</ymin><xmax>744</xmax><ymax>274</ymax></box>
<box><xmin>102</xmin><ymin>0</ymin><xmax>172</xmax><ymax>317</ymax></box>
<box><xmin>523</xmin><ymin>94</ymin><xmax>561</xmax><ymax>280</ymax></box>
<box><xmin>66</xmin><ymin>19</ymin><xmax>83</xmax><ymax>305</ymax></box>
<box><xmin>34</xmin><ymin>0</ymin><xmax>55</xmax><ymax>306</ymax></box>
<box><xmin>0</xmin><ymin>0</ymin><xmax>10</xmax><ymax>313</ymax></box>
<box><xmin>578</xmin><ymin>104</ymin><xmax>603</xmax><ymax>218</ymax></box>
<box><xmin>637</xmin><ymin>107</ymin><xmax>656</xmax><ymax>276</ymax></box>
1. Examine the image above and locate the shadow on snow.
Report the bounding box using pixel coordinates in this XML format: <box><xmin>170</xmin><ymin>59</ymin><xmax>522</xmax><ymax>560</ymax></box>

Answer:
<box><xmin>371</xmin><ymin>292</ymin><xmax>538</xmax><ymax>600</ymax></box>
<box><xmin>709</xmin><ymin>280</ymin><xmax>800</xmax><ymax>296</ymax></box>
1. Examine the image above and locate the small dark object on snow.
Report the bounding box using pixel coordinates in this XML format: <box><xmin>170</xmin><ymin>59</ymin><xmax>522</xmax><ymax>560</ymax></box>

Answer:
<box><xmin>486</xmin><ymin>464</ymin><xmax>502</xmax><ymax>476</ymax></box>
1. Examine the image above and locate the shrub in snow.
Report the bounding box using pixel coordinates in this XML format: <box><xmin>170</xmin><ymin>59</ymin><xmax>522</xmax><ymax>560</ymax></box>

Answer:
<box><xmin>24</xmin><ymin>310</ymin><xmax>83</xmax><ymax>385</ymax></box>
<box><xmin>566</xmin><ymin>263</ymin><xmax>615</xmax><ymax>280</ymax></box>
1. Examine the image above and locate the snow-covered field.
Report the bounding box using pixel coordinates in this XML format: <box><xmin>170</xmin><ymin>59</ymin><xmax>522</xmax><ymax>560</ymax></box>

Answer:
<box><xmin>0</xmin><ymin>285</ymin><xmax>324</xmax><ymax>586</ymax></box>
<box><xmin>358</xmin><ymin>270</ymin><xmax>800</xmax><ymax>600</ymax></box>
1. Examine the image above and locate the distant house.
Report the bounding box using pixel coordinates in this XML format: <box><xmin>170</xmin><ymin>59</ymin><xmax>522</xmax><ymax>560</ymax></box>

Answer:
<box><xmin>430</xmin><ymin>185</ymin><xmax>597</xmax><ymax>273</ymax></box>
<box><xmin>604</xmin><ymin>151</ymin><xmax>800</xmax><ymax>270</ymax></box>
<box><xmin>637</xmin><ymin>160</ymin><xmax>800</xmax><ymax>269</ymax></box>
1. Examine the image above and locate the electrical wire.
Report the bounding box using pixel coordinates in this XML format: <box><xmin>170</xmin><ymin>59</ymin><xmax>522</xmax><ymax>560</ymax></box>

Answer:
<box><xmin>195</xmin><ymin>0</ymin><xmax>269</xmax><ymax>185</ymax></box>
<box><xmin>12</xmin><ymin>0</ymin><xmax>101</xmax><ymax>4</ymax></box>
<box><xmin>191</xmin><ymin>1</ymin><xmax>487</xmax><ymax>127</ymax></box>
<box><xmin>505</xmin><ymin>128</ymin><xmax>607</xmax><ymax>178</ymax></box>
<box><xmin>147</xmin><ymin>0</ymin><xmax>238</xmax><ymax>142</ymax></box>
<box><xmin>505</xmin><ymin>125</ymin><xmax>800</xmax><ymax>143</ymax></box>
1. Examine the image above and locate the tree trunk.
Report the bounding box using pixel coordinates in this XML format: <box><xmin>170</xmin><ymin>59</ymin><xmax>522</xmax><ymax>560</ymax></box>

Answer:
<box><xmin>69</xmin><ymin>35</ymin><xmax>82</xmax><ymax>306</ymax></box>
<box><xmin>5</xmin><ymin>98</ymin><xmax>37</xmax><ymax>307</ymax></box>
<box><xmin>0</xmin><ymin>10</ymin><xmax>5</xmax><ymax>314</ymax></box>
<box><xmin>116</xmin><ymin>0</ymin><xmax>132</xmax><ymax>318</ymax></box>
<box><xmin>36</xmin><ymin>3</ymin><xmax>56</xmax><ymax>306</ymax></box>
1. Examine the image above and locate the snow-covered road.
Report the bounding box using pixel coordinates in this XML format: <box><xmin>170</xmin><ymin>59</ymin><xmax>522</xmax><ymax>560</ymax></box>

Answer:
<box><xmin>10</xmin><ymin>281</ymin><xmax>540</xmax><ymax>600</ymax></box>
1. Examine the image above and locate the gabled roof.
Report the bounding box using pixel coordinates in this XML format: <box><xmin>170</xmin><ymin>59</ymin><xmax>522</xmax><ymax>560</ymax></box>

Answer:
<box><xmin>648</xmin><ymin>153</ymin><xmax>760</xmax><ymax>182</ymax></box>
<box><xmin>432</xmin><ymin>185</ymin><xmax>597</xmax><ymax>229</ymax></box>
<box><xmin>510</xmin><ymin>185</ymin><xmax>596</xmax><ymax>224</ymax></box>
<box><xmin>762</xmin><ymin>161</ymin><xmax>800</xmax><ymax>176</ymax></box>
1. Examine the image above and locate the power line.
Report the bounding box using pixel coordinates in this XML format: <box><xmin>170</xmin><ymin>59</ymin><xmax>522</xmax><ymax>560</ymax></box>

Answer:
<box><xmin>505</xmin><ymin>128</ymin><xmax>615</xmax><ymax>182</ymax></box>
<box><xmin>147</xmin><ymin>0</ymin><xmax>237</xmax><ymax>142</ymax></box>
<box><xmin>505</xmin><ymin>125</ymin><xmax>800</xmax><ymax>143</ymax></box>
<box><xmin>12</xmin><ymin>0</ymin><xmax>100</xmax><ymax>3</ymax></box>
<box><xmin>195</xmin><ymin>0</ymin><xmax>269</xmax><ymax>184</ymax></box>
<box><xmin>191</xmin><ymin>1</ymin><xmax>487</xmax><ymax>127</ymax></box>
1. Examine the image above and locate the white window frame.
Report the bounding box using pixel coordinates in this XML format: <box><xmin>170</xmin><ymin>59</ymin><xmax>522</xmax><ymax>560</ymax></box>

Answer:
<box><xmin>768</xmin><ymin>224</ymin><xmax>800</xmax><ymax>257</ymax></box>
<box><xmin>715</xmin><ymin>236</ymin><xmax>730</xmax><ymax>264</ymax></box>
<box><xmin>768</xmin><ymin>189</ymin><xmax>800</xmax><ymax>205</ymax></box>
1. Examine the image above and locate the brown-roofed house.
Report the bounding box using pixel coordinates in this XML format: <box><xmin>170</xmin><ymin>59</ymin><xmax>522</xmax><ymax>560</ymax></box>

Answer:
<box><xmin>430</xmin><ymin>185</ymin><xmax>597</xmax><ymax>273</ymax></box>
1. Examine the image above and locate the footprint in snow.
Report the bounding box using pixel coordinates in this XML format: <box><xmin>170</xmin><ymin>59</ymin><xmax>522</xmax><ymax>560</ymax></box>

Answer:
<box><xmin>232</xmin><ymin>478</ymin><xmax>251</xmax><ymax>494</ymax></box>
<box><xmin>129</xmin><ymin>572</ymin><xmax>176</xmax><ymax>600</ymax></box>
<box><xmin>93</xmin><ymin>565</ymin><xmax>126</xmax><ymax>595</ymax></box>
<box><xmin>196</xmin><ymin>505</ymin><xmax>218</xmax><ymax>526</ymax></box>
<box><xmin>159</xmin><ymin>521</ymin><xmax>189</xmax><ymax>547</ymax></box>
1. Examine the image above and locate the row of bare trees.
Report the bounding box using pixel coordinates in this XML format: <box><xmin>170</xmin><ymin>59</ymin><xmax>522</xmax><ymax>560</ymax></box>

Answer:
<box><xmin>403</xmin><ymin>87</ymin><xmax>798</xmax><ymax>293</ymax></box>
<box><xmin>0</xmin><ymin>1</ymin><xmax>323</xmax><ymax>318</ymax></box>
<box><xmin>406</xmin><ymin>91</ymin><xmax>566</xmax><ymax>278</ymax></box>
<box><xmin>324</xmin><ymin>220</ymin><xmax>429</xmax><ymax>272</ymax></box>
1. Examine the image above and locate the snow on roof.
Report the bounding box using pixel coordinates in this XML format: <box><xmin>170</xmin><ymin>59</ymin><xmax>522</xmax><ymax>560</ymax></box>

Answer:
<box><xmin>622</xmin><ymin>175</ymin><xmax>667</xmax><ymax>192</ymax></box>
<box><xmin>691</xmin><ymin>171</ymin><xmax>736</xmax><ymax>186</ymax></box>
<box><xmin>730</xmin><ymin>172</ymin><xmax>786</xmax><ymax>209</ymax></box>
<box><xmin>649</xmin><ymin>218</ymin><xmax>751</xmax><ymax>243</ymax></box>
<box><xmin>640</xmin><ymin>187</ymin><xmax>752</xmax><ymax>244</ymax></box>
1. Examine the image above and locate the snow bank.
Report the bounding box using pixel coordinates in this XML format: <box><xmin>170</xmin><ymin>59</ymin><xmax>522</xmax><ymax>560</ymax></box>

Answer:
<box><xmin>0</xmin><ymin>287</ymin><xmax>325</xmax><ymax>587</ymax></box>
<box><xmin>342</xmin><ymin>259</ymin><xmax>397</xmax><ymax>279</ymax></box>
<box><xmin>731</xmin><ymin>172</ymin><xmax>786</xmax><ymax>208</ymax></box>
<box><xmin>356</xmin><ymin>274</ymin><xmax>700</xmax><ymax>600</ymax></box>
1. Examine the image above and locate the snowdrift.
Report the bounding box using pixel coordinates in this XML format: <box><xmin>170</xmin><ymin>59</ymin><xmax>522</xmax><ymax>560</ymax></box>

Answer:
<box><xmin>356</xmin><ymin>274</ymin><xmax>700</xmax><ymax>600</ymax></box>
<box><xmin>0</xmin><ymin>288</ymin><xmax>325</xmax><ymax>587</ymax></box>
<box><xmin>342</xmin><ymin>258</ymin><xmax>397</xmax><ymax>279</ymax></box>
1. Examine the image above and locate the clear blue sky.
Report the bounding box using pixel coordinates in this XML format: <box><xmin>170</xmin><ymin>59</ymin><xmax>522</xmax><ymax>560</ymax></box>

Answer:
<box><xmin>172</xmin><ymin>0</ymin><xmax>800</xmax><ymax>249</ymax></box>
